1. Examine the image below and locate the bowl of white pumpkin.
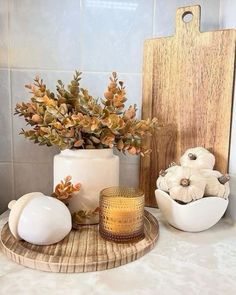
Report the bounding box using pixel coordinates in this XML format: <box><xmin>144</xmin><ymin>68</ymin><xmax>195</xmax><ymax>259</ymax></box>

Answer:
<box><xmin>155</xmin><ymin>147</ymin><xmax>230</xmax><ymax>232</ymax></box>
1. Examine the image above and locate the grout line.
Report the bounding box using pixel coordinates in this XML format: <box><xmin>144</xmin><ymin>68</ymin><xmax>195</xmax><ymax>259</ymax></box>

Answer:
<box><xmin>7</xmin><ymin>0</ymin><xmax>13</xmax><ymax>69</ymax></box>
<box><xmin>8</xmin><ymin>68</ymin><xmax>142</xmax><ymax>75</ymax></box>
<box><xmin>218</xmin><ymin>0</ymin><xmax>226</xmax><ymax>30</ymax></box>
<box><xmin>7</xmin><ymin>0</ymin><xmax>10</xmax><ymax>69</ymax></box>
<box><xmin>152</xmin><ymin>0</ymin><xmax>156</xmax><ymax>37</ymax></box>
<box><xmin>9</xmin><ymin>68</ymin><xmax>16</xmax><ymax>200</ymax></box>
<box><xmin>218</xmin><ymin>0</ymin><xmax>222</xmax><ymax>29</ymax></box>
<box><xmin>13</xmin><ymin>162</ymin><xmax>53</xmax><ymax>165</ymax></box>
<box><xmin>80</xmin><ymin>0</ymin><xmax>84</xmax><ymax>72</ymax></box>
<box><xmin>7</xmin><ymin>0</ymin><xmax>16</xmax><ymax>200</ymax></box>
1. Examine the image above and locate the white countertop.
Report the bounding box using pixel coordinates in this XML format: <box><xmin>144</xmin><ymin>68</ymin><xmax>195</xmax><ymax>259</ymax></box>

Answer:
<box><xmin>1</xmin><ymin>208</ymin><xmax>236</xmax><ymax>295</ymax></box>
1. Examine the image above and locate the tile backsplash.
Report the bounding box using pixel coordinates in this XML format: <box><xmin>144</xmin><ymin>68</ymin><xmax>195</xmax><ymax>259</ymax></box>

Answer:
<box><xmin>0</xmin><ymin>69</ymin><xmax>12</xmax><ymax>162</ymax></box>
<box><xmin>8</xmin><ymin>0</ymin><xmax>82</xmax><ymax>70</ymax></box>
<box><xmin>80</xmin><ymin>0</ymin><xmax>154</xmax><ymax>73</ymax></box>
<box><xmin>0</xmin><ymin>0</ymin><xmax>8</xmax><ymax>68</ymax></box>
<box><xmin>0</xmin><ymin>0</ymin><xmax>223</xmax><ymax>213</ymax></box>
<box><xmin>220</xmin><ymin>0</ymin><xmax>236</xmax><ymax>220</ymax></box>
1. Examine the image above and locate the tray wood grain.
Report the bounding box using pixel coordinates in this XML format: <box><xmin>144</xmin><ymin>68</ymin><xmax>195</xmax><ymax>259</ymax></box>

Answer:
<box><xmin>0</xmin><ymin>210</ymin><xmax>159</xmax><ymax>273</ymax></box>
<box><xmin>140</xmin><ymin>5</ymin><xmax>236</xmax><ymax>207</ymax></box>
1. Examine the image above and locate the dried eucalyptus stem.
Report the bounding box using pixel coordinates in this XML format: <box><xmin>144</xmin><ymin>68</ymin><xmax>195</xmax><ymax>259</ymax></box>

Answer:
<box><xmin>15</xmin><ymin>71</ymin><xmax>158</xmax><ymax>156</ymax></box>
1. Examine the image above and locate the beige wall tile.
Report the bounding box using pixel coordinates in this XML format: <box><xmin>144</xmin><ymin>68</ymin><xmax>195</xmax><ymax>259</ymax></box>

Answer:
<box><xmin>154</xmin><ymin>0</ymin><xmax>220</xmax><ymax>37</ymax></box>
<box><xmin>81</xmin><ymin>0</ymin><xmax>154</xmax><ymax>73</ymax></box>
<box><xmin>0</xmin><ymin>69</ymin><xmax>12</xmax><ymax>161</ymax></box>
<box><xmin>14</xmin><ymin>162</ymin><xmax>53</xmax><ymax>199</ymax></box>
<box><xmin>0</xmin><ymin>0</ymin><xmax>8</xmax><ymax>67</ymax></box>
<box><xmin>0</xmin><ymin>163</ymin><xmax>14</xmax><ymax>214</ymax></box>
<box><xmin>120</xmin><ymin>163</ymin><xmax>140</xmax><ymax>188</ymax></box>
<box><xmin>9</xmin><ymin>0</ymin><xmax>82</xmax><ymax>70</ymax></box>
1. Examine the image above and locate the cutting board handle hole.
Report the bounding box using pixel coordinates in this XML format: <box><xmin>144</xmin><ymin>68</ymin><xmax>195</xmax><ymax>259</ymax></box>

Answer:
<box><xmin>182</xmin><ymin>11</ymin><xmax>193</xmax><ymax>23</ymax></box>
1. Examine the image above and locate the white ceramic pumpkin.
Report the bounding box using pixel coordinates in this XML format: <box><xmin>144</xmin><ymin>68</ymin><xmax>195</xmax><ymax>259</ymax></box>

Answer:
<box><xmin>166</xmin><ymin>167</ymin><xmax>206</xmax><ymax>203</ymax></box>
<box><xmin>156</xmin><ymin>164</ymin><xmax>182</xmax><ymax>192</ymax></box>
<box><xmin>201</xmin><ymin>169</ymin><xmax>230</xmax><ymax>199</ymax></box>
<box><xmin>8</xmin><ymin>192</ymin><xmax>72</xmax><ymax>245</ymax></box>
<box><xmin>180</xmin><ymin>147</ymin><xmax>215</xmax><ymax>170</ymax></box>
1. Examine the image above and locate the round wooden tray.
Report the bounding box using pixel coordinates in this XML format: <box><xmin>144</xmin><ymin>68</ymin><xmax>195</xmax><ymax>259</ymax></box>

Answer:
<box><xmin>0</xmin><ymin>210</ymin><xmax>159</xmax><ymax>273</ymax></box>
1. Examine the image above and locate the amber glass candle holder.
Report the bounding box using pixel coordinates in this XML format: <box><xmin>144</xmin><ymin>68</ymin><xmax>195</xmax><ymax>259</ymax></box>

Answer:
<box><xmin>99</xmin><ymin>187</ymin><xmax>145</xmax><ymax>243</ymax></box>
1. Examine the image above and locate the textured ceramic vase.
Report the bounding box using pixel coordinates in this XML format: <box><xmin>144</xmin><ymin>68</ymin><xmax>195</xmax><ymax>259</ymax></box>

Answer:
<box><xmin>54</xmin><ymin>149</ymin><xmax>119</xmax><ymax>223</ymax></box>
<box><xmin>155</xmin><ymin>189</ymin><xmax>229</xmax><ymax>232</ymax></box>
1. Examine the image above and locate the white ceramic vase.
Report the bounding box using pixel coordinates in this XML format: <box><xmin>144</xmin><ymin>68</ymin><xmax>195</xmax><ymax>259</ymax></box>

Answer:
<box><xmin>54</xmin><ymin>149</ymin><xmax>119</xmax><ymax>216</ymax></box>
<box><xmin>155</xmin><ymin>189</ymin><xmax>229</xmax><ymax>232</ymax></box>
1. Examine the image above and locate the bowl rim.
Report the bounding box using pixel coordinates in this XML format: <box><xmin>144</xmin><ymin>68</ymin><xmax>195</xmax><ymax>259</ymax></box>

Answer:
<box><xmin>155</xmin><ymin>189</ymin><xmax>229</xmax><ymax>207</ymax></box>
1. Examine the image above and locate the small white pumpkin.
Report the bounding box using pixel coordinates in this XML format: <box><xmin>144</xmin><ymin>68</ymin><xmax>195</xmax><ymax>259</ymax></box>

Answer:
<box><xmin>156</xmin><ymin>164</ymin><xmax>182</xmax><ymax>192</ymax></box>
<box><xmin>201</xmin><ymin>169</ymin><xmax>230</xmax><ymax>199</ymax></box>
<box><xmin>180</xmin><ymin>147</ymin><xmax>215</xmax><ymax>170</ymax></box>
<box><xmin>167</xmin><ymin>167</ymin><xmax>206</xmax><ymax>203</ymax></box>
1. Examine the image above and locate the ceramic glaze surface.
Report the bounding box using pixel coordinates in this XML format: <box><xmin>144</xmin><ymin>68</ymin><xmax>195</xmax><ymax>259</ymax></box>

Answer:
<box><xmin>17</xmin><ymin>196</ymin><xmax>72</xmax><ymax>245</ymax></box>
<box><xmin>8</xmin><ymin>192</ymin><xmax>44</xmax><ymax>239</ymax></box>
<box><xmin>155</xmin><ymin>189</ymin><xmax>229</xmax><ymax>232</ymax></box>
<box><xmin>54</xmin><ymin>149</ymin><xmax>119</xmax><ymax>214</ymax></box>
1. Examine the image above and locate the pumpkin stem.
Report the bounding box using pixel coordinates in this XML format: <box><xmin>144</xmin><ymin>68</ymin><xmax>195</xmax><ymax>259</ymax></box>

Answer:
<box><xmin>188</xmin><ymin>153</ymin><xmax>197</xmax><ymax>160</ymax></box>
<box><xmin>180</xmin><ymin>178</ymin><xmax>190</xmax><ymax>187</ymax></box>
<box><xmin>207</xmin><ymin>147</ymin><xmax>214</xmax><ymax>153</ymax></box>
<box><xmin>169</xmin><ymin>162</ymin><xmax>177</xmax><ymax>167</ymax></box>
<box><xmin>159</xmin><ymin>169</ymin><xmax>167</xmax><ymax>177</ymax></box>
<box><xmin>218</xmin><ymin>174</ymin><xmax>230</xmax><ymax>185</ymax></box>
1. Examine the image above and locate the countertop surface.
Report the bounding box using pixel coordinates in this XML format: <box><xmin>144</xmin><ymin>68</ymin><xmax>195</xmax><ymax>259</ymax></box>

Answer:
<box><xmin>0</xmin><ymin>208</ymin><xmax>236</xmax><ymax>295</ymax></box>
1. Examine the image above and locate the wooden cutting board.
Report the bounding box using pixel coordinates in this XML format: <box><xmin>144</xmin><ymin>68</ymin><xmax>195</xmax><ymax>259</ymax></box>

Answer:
<box><xmin>140</xmin><ymin>5</ymin><xmax>236</xmax><ymax>207</ymax></box>
<box><xmin>0</xmin><ymin>210</ymin><xmax>159</xmax><ymax>273</ymax></box>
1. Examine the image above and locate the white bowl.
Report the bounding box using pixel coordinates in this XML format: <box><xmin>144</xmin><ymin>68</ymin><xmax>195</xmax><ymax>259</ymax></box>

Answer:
<box><xmin>155</xmin><ymin>189</ymin><xmax>229</xmax><ymax>232</ymax></box>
